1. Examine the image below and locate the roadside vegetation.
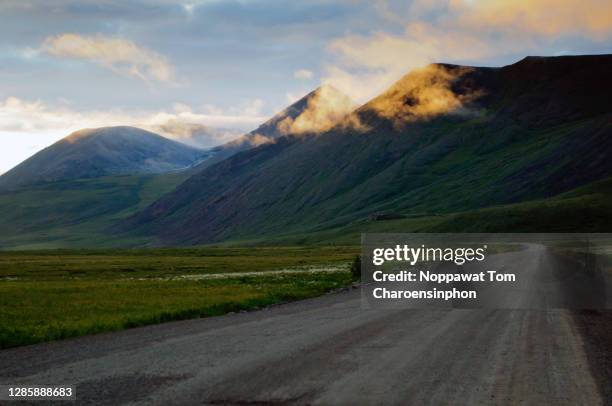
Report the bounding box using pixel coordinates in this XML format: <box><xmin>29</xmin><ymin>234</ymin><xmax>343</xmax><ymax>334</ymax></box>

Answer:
<box><xmin>0</xmin><ymin>246</ymin><xmax>358</xmax><ymax>349</ymax></box>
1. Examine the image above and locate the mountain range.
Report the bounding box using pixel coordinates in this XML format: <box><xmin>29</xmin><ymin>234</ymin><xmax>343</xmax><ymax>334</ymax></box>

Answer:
<box><xmin>0</xmin><ymin>88</ymin><xmax>331</xmax><ymax>248</ymax></box>
<box><xmin>0</xmin><ymin>54</ymin><xmax>610</xmax><ymax>248</ymax></box>
<box><xmin>124</xmin><ymin>54</ymin><xmax>612</xmax><ymax>245</ymax></box>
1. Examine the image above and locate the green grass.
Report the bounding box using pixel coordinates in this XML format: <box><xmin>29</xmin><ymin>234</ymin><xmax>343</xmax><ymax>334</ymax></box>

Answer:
<box><xmin>0</xmin><ymin>246</ymin><xmax>358</xmax><ymax>280</ymax></box>
<box><xmin>0</xmin><ymin>246</ymin><xmax>358</xmax><ymax>349</ymax></box>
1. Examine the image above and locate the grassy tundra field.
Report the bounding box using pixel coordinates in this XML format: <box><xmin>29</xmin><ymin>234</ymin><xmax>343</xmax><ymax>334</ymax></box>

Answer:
<box><xmin>0</xmin><ymin>246</ymin><xmax>358</xmax><ymax>349</ymax></box>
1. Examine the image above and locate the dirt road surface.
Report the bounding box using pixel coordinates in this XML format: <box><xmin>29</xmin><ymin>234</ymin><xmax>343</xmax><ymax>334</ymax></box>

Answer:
<box><xmin>0</xmin><ymin>245</ymin><xmax>607</xmax><ymax>405</ymax></box>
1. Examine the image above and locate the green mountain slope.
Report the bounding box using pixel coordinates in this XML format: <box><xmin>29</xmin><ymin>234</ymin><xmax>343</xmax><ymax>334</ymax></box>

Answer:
<box><xmin>125</xmin><ymin>55</ymin><xmax>612</xmax><ymax>244</ymax></box>
<box><xmin>267</xmin><ymin>177</ymin><xmax>612</xmax><ymax>246</ymax></box>
<box><xmin>0</xmin><ymin>172</ymin><xmax>189</xmax><ymax>249</ymax></box>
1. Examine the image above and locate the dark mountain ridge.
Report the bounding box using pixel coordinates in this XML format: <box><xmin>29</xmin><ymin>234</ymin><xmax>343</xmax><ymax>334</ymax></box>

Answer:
<box><xmin>123</xmin><ymin>54</ymin><xmax>612</xmax><ymax>244</ymax></box>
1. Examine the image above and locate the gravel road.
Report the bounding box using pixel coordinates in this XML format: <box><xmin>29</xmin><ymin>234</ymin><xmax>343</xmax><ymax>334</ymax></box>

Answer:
<box><xmin>0</xmin><ymin>245</ymin><xmax>607</xmax><ymax>405</ymax></box>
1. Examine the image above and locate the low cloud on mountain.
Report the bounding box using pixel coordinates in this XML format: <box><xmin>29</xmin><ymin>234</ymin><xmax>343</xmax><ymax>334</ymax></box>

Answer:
<box><xmin>367</xmin><ymin>64</ymin><xmax>482</xmax><ymax>126</ymax></box>
<box><xmin>276</xmin><ymin>85</ymin><xmax>360</xmax><ymax>135</ymax></box>
<box><xmin>0</xmin><ymin>96</ymin><xmax>263</xmax><ymax>151</ymax></box>
<box><xmin>154</xmin><ymin>120</ymin><xmax>242</xmax><ymax>149</ymax></box>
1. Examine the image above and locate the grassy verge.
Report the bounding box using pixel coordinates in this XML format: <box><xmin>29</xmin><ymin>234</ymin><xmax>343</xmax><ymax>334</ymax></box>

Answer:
<box><xmin>0</xmin><ymin>246</ymin><xmax>358</xmax><ymax>280</ymax></box>
<box><xmin>0</xmin><ymin>247</ymin><xmax>357</xmax><ymax>349</ymax></box>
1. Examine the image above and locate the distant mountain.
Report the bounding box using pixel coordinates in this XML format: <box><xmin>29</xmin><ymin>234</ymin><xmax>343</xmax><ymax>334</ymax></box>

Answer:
<box><xmin>0</xmin><ymin>126</ymin><xmax>206</xmax><ymax>190</ymax></box>
<box><xmin>197</xmin><ymin>85</ymin><xmax>353</xmax><ymax>170</ymax></box>
<box><xmin>125</xmin><ymin>54</ymin><xmax>612</xmax><ymax>244</ymax></box>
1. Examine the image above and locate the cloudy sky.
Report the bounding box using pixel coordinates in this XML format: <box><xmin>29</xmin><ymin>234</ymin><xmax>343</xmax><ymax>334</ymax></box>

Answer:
<box><xmin>1</xmin><ymin>0</ymin><xmax>611</xmax><ymax>173</ymax></box>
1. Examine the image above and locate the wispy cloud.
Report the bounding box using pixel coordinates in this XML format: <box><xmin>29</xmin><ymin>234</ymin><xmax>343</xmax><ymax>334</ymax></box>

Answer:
<box><xmin>294</xmin><ymin>69</ymin><xmax>314</xmax><ymax>80</ymax></box>
<box><xmin>456</xmin><ymin>0</ymin><xmax>612</xmax><ymax>39</ymax></box>
<box><xmin>0</xmin><ymin>96</ymin><xmax>267</xmax><ymax>147</ymax></box>
<box><xmin>153</xmin><ymin>120</ymin><xmax>242</xmax><ymax>148</ymax></box>
<box><xmin>41</xmin><ymin>33</ymin><xmax>175</xmax><ymax>82</ymax></box>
